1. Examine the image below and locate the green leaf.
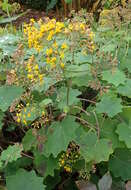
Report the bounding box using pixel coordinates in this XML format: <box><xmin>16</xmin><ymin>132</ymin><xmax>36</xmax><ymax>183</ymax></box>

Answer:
<box><xmin>5</xmin><ymin>157</ymin><xmax>32</xmax><ymax>177</ymax></box>
<box><xmin>65</xmin><ymin>0</ymin><xmax>72</xmax><ymax>3</ymax></box>
<box><xmin>117</xmin><ymin>79</ymin><xmax>131</xmax><ymax>98</ymax></box>
<box><xmin>0</xmin><ymin>110</ymin><xmax>4</xmax><ymax>129</ymax></box>
<box><xmin>102</xmin><ymin>69</ymin><xmax>126</xmax><ymax>87</ymax></box>
<box><xmin>116</xmin><ymin>122</ymin><xmax>131</xmax><ymax>148</ymax></box>
<box><xmin>22</xmin><ymin>129</ymin><xmax>37</xmax><ymax>151</ymax></box>
<box><xmin>120</xmin><ymin>106</ymin><xmax>131</xmax><ymax>123</ymax></box>
<box><xmin>0</xmin><ymin>11</ymin><xmax>29</xmax><ymax>24</ymax></box>
<box><xmin>57</xmin><ymin>87</ymin><xmax>81</xmax><ymax>110</ymax></box>
<box><xmin>109</xmin><ymin>149</ymin><xmax>131</xmax><ymax>181</ymax></box>
<box><xmin>6</xmin><ymin>169</ymin><xmax>45</xmax><ymax>190</ymax></box>
<box><xmin>76</xmin><ymin>130</ymin><xmax>113</xmax><ymax>163</ymax></box>
<box><xmin>100</xmin><ymin>119</ymin><xmax>125</xmax><ymax>149</ymax></box>
<box><xmin>20</xmin><ymin>103</ymin><xmax>43</xmax><ymax>124</ymax></box>
<box><xmin>33</xmin><ymin>151</ymin><xmax>59</xmax><ymax>178</ymax></box>
<box><xmin>0</xmin><ymin>34</ymin><xmax>20</xmax><ymax>56</ymax></box>
<box><xmin>102</xmin><ymin>44</ymin><xmax>117</xmax><ymax>53</ymax></box>
<box><xmin>44</xmin><ymin>116</ymin><xmax>79</xmax><ymax>157</ymax></box>
<box><xmin>44</xmin><ymin>170</ymin><xmax>61</xmax><ymax>190</ymax></box>
<box><xmin>0</xmin><ymin>144</ymin><xmax>23</xmax><ymax>165</ymax></box>
<box><xmin>65</xmin><ymin>64</ymin><xmax>91</xmax><ymax>78</ymax></box>
<box><xmin>33</xmin><ymin>77</ymin><xmax>59</xmax><ymax>92</ymax></box>
<box><xmin>96</xmin><ymin>95</ymin><xmax>122</xmax><ymax>118</ymax></box>
<box><xmin>39</xmin><ymin>98</ymin><xmax>53</xmax><ymax>107</ymax></box>
<box><xmin>46</xmin><ymin>0</ymin><xmax>57</xmax><ymax>11</ymax></box>
<box><xmin>0</xmin><ymin>86</ymin><xmax>24</xmax><ymax>112</ymax></box>
<box><xmin>44</xmin><ymin>155</ymin><xmax>59</xmax><ymax>178</ymax></box>
<box><xmin>72</xmin><ymin>75</ymin><xmax>92</xmax><ymax>87</ymax></box>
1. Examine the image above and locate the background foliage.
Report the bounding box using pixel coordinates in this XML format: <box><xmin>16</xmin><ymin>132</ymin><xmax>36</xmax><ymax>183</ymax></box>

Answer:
<box><xmin>0</xmin><ymin>0</ymin><xmax>131</xmax><ymax>189</ymax></box>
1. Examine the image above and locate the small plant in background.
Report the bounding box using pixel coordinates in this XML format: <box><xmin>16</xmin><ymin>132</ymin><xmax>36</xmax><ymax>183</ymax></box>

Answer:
<box><xmin>0</xmin><ymin>2</ymin><xmax>131</xmax><ymax>190</ymax></box>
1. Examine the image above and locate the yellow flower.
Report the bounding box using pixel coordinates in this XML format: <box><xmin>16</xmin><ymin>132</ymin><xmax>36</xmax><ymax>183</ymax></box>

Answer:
<box><xmin>23</xmin><ymin>119</ymin><xmax>27</xmax><ymax>125</ymax></box>
<box><xmin>80</xmin><ymin>23</ymin><xmax>85</xmax><ymax>31</ymax></box>
<box><xmin>51</xmin><ymin>57</ymin><xmax>57</xmax><ymax>63</ymax></box>
<box><xmin>34</xmin><ymin>64</ymin><xmax>39</xmax><ymax>70</ymax></box>
<box><xmin>42</xmin><ymin>111</ymin><xmax>45</xmax><ymax>116</ymax></box>
<box><xmin>61</xmin><ymin>159</ymin><xmax>65</xmax><ymax>165</ymax></box>
<box><xmin>30</xmin><ymin>18</ymin><xmax>35</xmax><ymax>23</ymax></box>
<box><xmin>46</xmin><ymin>48</ymin><xmax>53</xmax><ymax>56</ymax></box>
<box><xmin>64</xmin><ymin>166</ymin><xmax>72</xmax><ymax>172</ymax></box>
<box><xmin>92</xmin><ymin>45</ymin><xmax>95</xmax><ymax>50</ymax></box>
<box><xmin>61</xmin><ymin>43</ymin><xmax>68</xmax><ymax>49</ymax></box>
<box><xmin>89</xmin><ymin>31</ymin><xmax>95</xmax><ymax>39</ymax></box>
<box><xmin>17</xmin><ymin>117</ymin><xmax>21</xmax><ymax>123</ymax></box>
<box><xmin>27</xmin><ymin>112</ymin><xmax>31</xmax><ymax>118</ymax></box>
<box><xmin>59</xmin><ymin>51</ymin><xmax>64</xmax><ymax>59</ymax></box>
<box><xmin>47</xmin><ymin>30</ymin><xmax>55</xmax><ymax>41</ymax></box>
<box><xmin>27</xmin><ymin>74</ymin><xmax>34</xmax><ymax>80</ymax></box>
<box><xmin>27</xmin><ymin>68</ymin><xmax>32</xmax><ymax>73</ymax></box>
<box><xmin>40</xmin><ymin>25</ymin><xmax>45</xmax><ymax>33</ymax></box>
<box><xmin>39</xmin><ymin>74</ymin><xmax>44</xmax><ymax>81</ymax></box>
<box><xmin>60</xmin><ymin>62</ymin><xmax>65</xmax><ymax>69</ymax></box>
<box><xmin>52</xmin><ymin>42</ymin><xmax>58</xmax><ymax>49</ymax></box>
<box><xmin>68</xmin><ymin>24</ymin><xmax>73</xmax><ymax>31</ymax></box>
<box><xmin>55</xmin><ymin>27</ymin><xmax>61</xmax><ymax>33</ymax></box>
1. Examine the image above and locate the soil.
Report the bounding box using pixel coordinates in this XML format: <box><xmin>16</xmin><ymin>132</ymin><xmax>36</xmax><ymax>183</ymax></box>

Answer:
<box><xmin>12</xmin><ymin>6</ymin><xmax>63</xmax><ymax>28</ymax></box>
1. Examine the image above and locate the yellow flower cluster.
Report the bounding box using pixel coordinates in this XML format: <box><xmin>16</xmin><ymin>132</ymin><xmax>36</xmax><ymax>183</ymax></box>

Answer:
<box><xmin>16</xmin><ymin>102</ymin><xmax>45</xmax><ymax>126</ymax></box>
<box><xmin>16</xmin><ymin>103</ymin><xmax>31</xmax><ymax>125</ymax></box>
<box><xmin>23</xmin><ymin>18</ymin><xmax>95</xmax><ymax>74</ymax></box>
<box><xmin>59</xmin><ymin>144</ymin><xmax>80</xmax><ymax>173</ymax></box>
<box><xmin>25</xmin><ymin>55</ymin><xmax>44</xmax><ymax>84</ymax></box>
<box><xmin>45</xmin><ymin>41</ymin><xmax>68</xmax><ymax>69</ymax></box>
<box><xmin>59</xmin><ymin>153</ymin><xmax>72</xmax><ymax>173</ymax></box>
<box><xmin>24</xmin><ymin>18</ymin><xmax>95</xmax><ymax>53</ymax></box>
<box><xmin>24</xmin><ymin>18</ymin><xmax>65</xmax><ymax>52</ymax></box>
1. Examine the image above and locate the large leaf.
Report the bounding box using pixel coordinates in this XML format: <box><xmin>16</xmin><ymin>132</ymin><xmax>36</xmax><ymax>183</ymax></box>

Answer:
<box><xmin>33</xmin><ymin>151</ymin><xmax>59</xmax><ymax>178</ymax></box>
<box><xmin>5</xmin><ymin>157</ymin><xmax>32</xmax><ymax>176</ymax></box>
<box><xmin>44</xmin><ymin>155</ymin><xmax>59</xmax><ymax>178</ymax></box>
<box><xmin>39</xmin><ymin>98</ymin><xmax>53</xmax><ymax>107</ymax></box>
<box><xmin>44</xmin><ymin>170</ymin><xmax>61</xmax><ymax>190</ymax></box>
<box><xmin>117</xmin><ymin>79</ymin><xmax>131</xmax><ymax>98</ymax></box>
<box><xmin>57</xmin><ymin>87</ymin><xmax>81</xmax><ymax>110</ymax></box>
<box><xmin>120</xmin><ymin>106</ymin><xmax>131</xmax><ymax>123</ymax></box>
<box><xmin>102</xmin><ymin>69</ymin><xmax>126</xmax><ymax>87</ymax></box>
<box><xmin>116</xmin><ymin>121</ymin><xmax>131</xmax><ymax>148</ymax></box>
<box><xmin>6</xmin><ymin>169</ymin><xmax>45</xmax><ymax>190</ymax></box>
<box><xmin>72</xmin><ymin>74</ymin><xmax>92</xmax><ymax>87</ymax></box>
<box><xmin>96</xmin><ymin>95</ymin><xmax>122</xmax><ymax>118</ymax></box>
<box><xmin>100</xmin><ymin>119</ymin><xmax>125</xmax><ymax>149</ymax></box>
<box><xmin>0</xmin><ymin>86</ymin><xmax>24</xmax><ymax>112</ymax></box>
<box><xmin>65</xmin><ymin>64</ymin><xmax>91</xmax><ymax>78</ymax></box>
<box><xmin>33</xmin><ymin>77</ymin><xmax>58</xmax><ymax>92</ymax></box>
<box><xmin>22</xmin><ymin>129</ymin><xmax>37</xmax><ymax>151</ymax></box>
<box><xmin>109</xmin><ymin>149</ymin><xmax>131</xmax><ymax>181</ymax></box>
<box><xmin>44</xmin><ymin>116</ymin><xmax>79</xmax><ymax>157</ymax></box>
<box><xmin>0</xmin><ymin>34</ymin><xmax>20</xmax><ymax>56</ymax></box>
<box><xmin>0</xmin><ymin>144</ymin><xmax>23</xmax><ymax>166</ymax></box>
<box><xmin>76</xmin><ymin>130</ymin><xmax>113</xmax><ymax>163</ymax></box>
